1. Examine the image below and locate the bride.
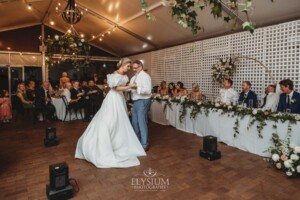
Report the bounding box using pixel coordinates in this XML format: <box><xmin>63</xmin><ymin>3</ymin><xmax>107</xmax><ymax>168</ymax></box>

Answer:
<box><xmin>75</xmin><ymin>58</ymin><xmax>146</xmax><ymax>168</ymax></box>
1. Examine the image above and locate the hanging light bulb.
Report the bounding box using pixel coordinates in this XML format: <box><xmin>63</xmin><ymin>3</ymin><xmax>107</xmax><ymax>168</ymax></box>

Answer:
<box><xmin>27</xmin><ymin>4</ymin><xmax>32</xmax><ymax>10</ymax></box>
<box><xmin>99</xmin><ymin>38</ymin><xmax>103</xmax><ymax>41</ymax></box>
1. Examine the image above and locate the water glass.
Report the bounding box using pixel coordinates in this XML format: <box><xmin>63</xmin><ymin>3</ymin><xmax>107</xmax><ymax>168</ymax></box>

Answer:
<box><xmin>248</xmin><ymin>99</ymin><xmax>253</xmax><ymax>108</ymax></box>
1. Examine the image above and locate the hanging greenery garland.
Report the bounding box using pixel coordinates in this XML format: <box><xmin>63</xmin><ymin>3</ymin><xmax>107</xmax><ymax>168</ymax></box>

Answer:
<box><xmin>45</xmin><ymin>34</ymin><xmax>91</xmax><ymax>69</ymax></box>
<box><xmin>141</xmin><ymin>0</ymin><xmax>274</xmax><ymax>34</ymax></box>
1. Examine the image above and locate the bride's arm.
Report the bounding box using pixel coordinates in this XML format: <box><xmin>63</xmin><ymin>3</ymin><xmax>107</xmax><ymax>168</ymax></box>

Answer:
<box><xmin>114</xmin><ymin>83</ymin><xmax>135</xmax><ymax>92</ymax></box>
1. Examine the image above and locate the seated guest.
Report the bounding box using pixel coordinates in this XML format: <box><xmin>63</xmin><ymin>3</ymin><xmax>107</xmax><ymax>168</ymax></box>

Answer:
<box><xmin>103</xmin><ymin>78</ymin><xmax>110</xmax><ymax>95</ymax></box>
<box><xmin>81</xmin><ymin>81</ymin><xmax>89</xmax><ymax>92</ymax></box>
<box><xmin>35</xmin><ymin>81</ymin><xmax>56</xmax><ymax>121</ymax></box>
<box><xmin>158</xmin><ymin>81</ymin><xmax>168</xmax><ymax>96</ymax></box>
<box><xmin>277</xmin><ymin>79</ymin><xmax>300</xmax><ymax>114</ymax></box>
<box><xmin>262</xmin><ymin>85</ymin><xmax>279</xmax><ymax>112</ymax></box>
<box><xmin>16</xmin><ymin>83</ymin><xmax>34</xmax><ymax>109</ymax></box>
<box><xmin>0</xmin><ymin>90</ymin><xmax>12</xmax><ymax>123</ymax></box>
<box><xmin>71</xmin><ymin>81</ymin><xmax>92</xmax><ymax>121</ymax></box>
<box><xmin>174</xmin><ymin>81</ymin><xmax>188</xmax><ymax>97</ymax></box>
<box><xmin>238</xmin><ymin>81</ymin><xmax>257</xmax><ymax>108</ymax></box>
<box><xmin>189</xmin><ymin>83</ymin><xmax>202</xmax><ymax>101</ymax></box>
<box><xmin>168</xmin><ymin>82</ymin><xmax>176</xmax><ymax>97</ymax></box>
<box><xmin>86</xmin><ymin>80</ymin><xmax>104</xmax><ymax>116</ymax></box>
<box><xmin>26</xmin><ymin>80</ymin><xmax>36</xmax><ymax>102</ymax></box>
<box><xmin>219</xmin><ymin>78</ymin><xmax>238</xmax><ymax>105</ymax></box>
<box><xmin>59</xmin><ymin>72</ymin><xmax>70</xmax><ymax>88</ymax></box>
<box><xmin>92</xmin><ymin>73</ymin><xmax>101</xmax><ymax>85</ymax></box>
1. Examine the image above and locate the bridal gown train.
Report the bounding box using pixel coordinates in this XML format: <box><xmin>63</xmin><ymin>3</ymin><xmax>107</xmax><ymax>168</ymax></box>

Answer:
<box><xmin>75</xmin><ymin>73</ymin><xmax>146</xmax><ymax>168</ymax></box>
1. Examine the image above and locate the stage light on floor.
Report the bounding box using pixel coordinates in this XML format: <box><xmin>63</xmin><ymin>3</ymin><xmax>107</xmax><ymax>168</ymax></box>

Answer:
<box><xmin>46</xmin><ymin>162</ymin><xmax>73</xmax><ymax>200</ymax></box>
<box><xmin>44</xmin><ymin>127</ymin><xmax>59</xmax><ymax>147</ymax></box>
<box><xmin>199</xmin><ymin>135</ymin><xmax>221</xmax><ymax>161</ymax></box>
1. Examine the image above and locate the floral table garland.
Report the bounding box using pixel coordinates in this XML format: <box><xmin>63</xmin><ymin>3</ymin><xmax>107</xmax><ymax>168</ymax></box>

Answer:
<box><xmin>152</xmin><ymin>95</ymin><xmax>300</xmax><ymax>138</ymax></box>
<box><xmin>153</xmin><ymin>95</ymin><xmax>300</xmax><ymax>177</ymax></box>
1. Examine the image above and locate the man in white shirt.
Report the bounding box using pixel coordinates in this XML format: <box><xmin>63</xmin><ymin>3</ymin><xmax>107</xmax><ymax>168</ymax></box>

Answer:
<box><xmin>219</xmin><ymin>78</ymin><xmax>238</xmax><ymax>105</ymax></box>
<box><xmin>130</xmin><ymin>60</ymin><xmax>152</xmax><ymax>151</ymax></box>
<box><xmin>262</xmin><ymin>84</ymin><xmax>279</xmax><ymax>112</ymax></box>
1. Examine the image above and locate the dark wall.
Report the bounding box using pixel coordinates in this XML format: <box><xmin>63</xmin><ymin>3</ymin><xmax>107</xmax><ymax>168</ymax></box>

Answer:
<box><xmin>48</xmin><ymin>61</ymin><xmax>118</xmax><ymax>88</ymax></box>
<box><xmin>0</xmin><ymin>25</ymin><xmax>115</xmax><ymax>57</ymax></box>
<box><xmin>0</xmin><ymin>25</ymin><xmax>41</xmax><ymax>52</ymax></box>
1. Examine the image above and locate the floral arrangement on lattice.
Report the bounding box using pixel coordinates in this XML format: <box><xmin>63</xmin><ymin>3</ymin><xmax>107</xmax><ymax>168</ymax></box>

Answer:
<box><xmin>265</xmin><ymin>133</ymin><xmax>300</xmax><ymax>177</ymax></box>
<box><xmin>212</xmin><ymin>56</ymin><xmax>238</xmax><ymax>84</ymax></box>
<box><xmin>45</xmin><ymin>34</ymin><xmax>91</xmax><ymax>68</ymax></box>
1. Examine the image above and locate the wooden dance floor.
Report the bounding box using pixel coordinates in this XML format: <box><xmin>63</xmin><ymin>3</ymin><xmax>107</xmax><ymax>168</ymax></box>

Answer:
<box><xmin>0</xmin><ymin>120</ymin><xmax>300</xmax><ymax>200</ymax></box>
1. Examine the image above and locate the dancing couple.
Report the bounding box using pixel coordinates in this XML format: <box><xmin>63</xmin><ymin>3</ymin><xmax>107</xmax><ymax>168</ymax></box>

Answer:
<box><xmin>75</xmin><ymin>58</ymin><xmax>152</xmax><ymax>168</ymax></box>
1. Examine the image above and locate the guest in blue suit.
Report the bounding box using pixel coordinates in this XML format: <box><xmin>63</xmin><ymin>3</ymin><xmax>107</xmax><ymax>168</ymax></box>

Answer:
<box><xmin>277</xmin><ymin>79</ymin><xmax>300</xmax><ymax>114</ymax></box>
<box><xmin>238</xmin><ymin>81</ymin><xmax>257</xmax><ymax>108</ymax></box>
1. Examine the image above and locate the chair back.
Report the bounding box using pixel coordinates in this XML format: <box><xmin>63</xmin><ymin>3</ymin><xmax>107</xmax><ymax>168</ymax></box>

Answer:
<box><xmin>61</xmin><ymin>95</ymin><xmax>69</xmax><ymax>107</ymax></box>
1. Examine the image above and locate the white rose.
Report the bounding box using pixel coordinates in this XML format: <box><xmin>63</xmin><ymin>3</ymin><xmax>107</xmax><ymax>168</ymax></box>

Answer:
<box><xmin>286</xmin><ymin>171</ymin><xmax>293</xmax><ymax>176</ymax></box>
<box><xmin>291</xmin><ymin>154</ymin><xmax>299</xmax><ymax>161</ymax></box>
<box><xmin>295</xmin><ymin>115</ymin><xmax>300</xmax><ymax>121</ymax></box>
<box><xmin>197</xmin><ymin>102</ymin><xmax>202</xmax><ymax>105</ymax></box>
<box><xmin>81</xmin><ymin>39</ymin><xmax>85</xmax><ymax>42</ymax></box>
<box><xmin>215</xmin><ymin>103</ymin><xmax>220</xmax><ymax>107</ymax></box>
<box><xmin>296</xmin><ymin>165</ymin><xmax>300</xmax><ymax>173</ymax></box>
<box><xmin>284</xmin><ymin>160</ymin><xmax>293</xmax><ymax>168</ymax></box>
<box><xmin>163</xmin><ymin>95</ymin><xmax>169</xmax><ymax>100</ymax></box>
<box><xmin>222</xmin><ymin>58</ymin><xmax>226</xmax><ymax>62</ymax></box>
<box><xmin>289</xmin><ymin>143</ymin><xmax>296</xmax><ymax>149</ymax></box>
<box><xmin>228</xmin><ymin>106</ymin><xmax>233</xmax><ymax>110</ymax></box>
<box><xmin>272</xmin><ymin>154</ymin><xmax>280</xmax><ymax>162</ymax></box>
<box><xmin>54</xmin><ymin>35</ymin><xmax>59</xmax><ymax>40</ymax></box>
<box><xmin>180</xmin><ymin>96</ymin><xmax>187</xmax><ymax>102</ymax></box>
<box><xmin>176</xmin><ymin>97</ymin><xmax>180</xmax><ymax>100</ymax></box>
<box><xmin>252</xmin><ymin>109</ymin><xmax>258</xmax><ymax>115</ymax></box>
<box><xmin>294</xmin><ymin>146</ymin><xmax>300</xmax><ymax>154</ymax></box>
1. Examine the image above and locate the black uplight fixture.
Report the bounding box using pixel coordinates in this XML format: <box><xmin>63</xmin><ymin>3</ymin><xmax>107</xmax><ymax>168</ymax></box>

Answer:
<box><xmin>44</xmin><ymin>127</ymin><xmax>59</xmax><ymax>147</ymax></box>
<box><xmin>199</xmin><ymin>135</ymin><xmax>221</xmax><ymax>161</ymax></box>
<box><xmin>46</xmin><ymin>162</ymin><xmax>73</xmax><ymax>200</ymax></box>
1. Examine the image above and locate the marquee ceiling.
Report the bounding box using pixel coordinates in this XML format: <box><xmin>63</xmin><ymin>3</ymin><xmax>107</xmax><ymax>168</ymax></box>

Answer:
<box><xmin>1</xmin><ymin>0</ymin><xmax>300</xmax><ymax>57</ymax></box>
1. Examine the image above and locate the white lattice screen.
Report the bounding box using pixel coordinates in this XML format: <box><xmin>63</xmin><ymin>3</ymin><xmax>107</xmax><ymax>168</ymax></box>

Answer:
<box><xmin>149</xmin><ymin>20</ymin><xmax>300</xmax><ymax>100</ymax></box>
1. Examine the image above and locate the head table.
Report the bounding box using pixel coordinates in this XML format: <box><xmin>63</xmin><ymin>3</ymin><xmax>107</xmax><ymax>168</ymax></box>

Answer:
<box><xmin>150</xmin><ymin>101</ymin><xmax>300</xmax><ymax>157</ymax></box>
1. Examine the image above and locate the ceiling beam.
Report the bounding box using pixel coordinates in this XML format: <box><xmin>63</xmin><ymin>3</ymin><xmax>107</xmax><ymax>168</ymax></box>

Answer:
<box><xmin>43</xmin><ymin>23</ymin><xmax>120</xmax><ymax>57</ymax></box>
<box><xmin>73</xmin><ymin>1</ymin><xmax>160</xmax><ymax>48</ymax></box>
<box><xmin>0</xmin><ymin>22</ymin><xmax>41</xmax><ymax>32</ymax></box>
<box><xmin>42</xmin><ymin>0</ymin><xmax>54</xmax><ymax>23</ymax></box>
<box><xmin>219</xmin><ymin>0</ymin><xmax>244</xmax><ymax>24</ymax></box>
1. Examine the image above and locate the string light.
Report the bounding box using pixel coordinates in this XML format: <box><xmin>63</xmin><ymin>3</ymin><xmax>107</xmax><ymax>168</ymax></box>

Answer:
<box><xmin>50</xmin><ymin>21</ymin><xmax>55</xmax><ymax>25</ymax></box>
<box><xmin>80</xmin><ymin>34</ymin><xmax>84</xmax><ymax>38</ymax></box>
<box><xmin>27</xmin><ymin>4</ymin><xmax>32</xmax><ymax>10</ymax></box>
<box><xmin>99</xmin><ymin>38</ymin><xmax>102</xmax><ymax>41</ymax></box>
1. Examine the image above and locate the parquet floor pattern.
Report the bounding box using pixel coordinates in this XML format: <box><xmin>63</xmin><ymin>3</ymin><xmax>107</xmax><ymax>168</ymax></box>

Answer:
<box><xmin>0</xmin><ymin>120</ymin><xmax>300</xmax><ymax>200</ymax></box>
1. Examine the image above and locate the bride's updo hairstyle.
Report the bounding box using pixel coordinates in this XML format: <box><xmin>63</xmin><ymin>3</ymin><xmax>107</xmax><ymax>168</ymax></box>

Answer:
<box><xmin>117</xmin><ymin>57</ymin><xmax>132</xmax><ymax>69</ymax></box>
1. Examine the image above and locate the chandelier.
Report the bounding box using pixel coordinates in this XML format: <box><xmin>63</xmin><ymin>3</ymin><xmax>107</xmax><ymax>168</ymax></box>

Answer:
<box><xmin>56</xmin><ymin>0</ymin><xmax>86</xmax><ymax>24</ymax></box>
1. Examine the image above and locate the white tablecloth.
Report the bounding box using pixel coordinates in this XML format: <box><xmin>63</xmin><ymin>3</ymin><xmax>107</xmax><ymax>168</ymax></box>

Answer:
<box><xmin>51</xmin><ymin>97</ymin><xmax>84</xmax><ymax>121</ymax></box>
<box><xmin>150</xmin><ymin>101</ymin><xmax>300</xmax><ymax>157</ymax></box>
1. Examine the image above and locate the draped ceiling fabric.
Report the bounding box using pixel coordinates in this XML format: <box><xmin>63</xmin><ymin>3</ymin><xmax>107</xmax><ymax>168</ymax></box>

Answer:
<box><xmin>0</xmin><ymin>0</ymin><xmax>300</xmax><ymax>57</ymax></box>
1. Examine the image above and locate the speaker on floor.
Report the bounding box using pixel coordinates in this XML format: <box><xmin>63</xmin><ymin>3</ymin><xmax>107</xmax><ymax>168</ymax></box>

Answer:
<box><xmin>44</xmin><ymin>127</ymin><xmax>59</xmax><ymax>147</ymax></box>
<box><xmin>47</xmin><ymin>162</ymin><xmax>73</xmax><ymax>200</ymax></box>
<box><xmin>200</xmin><ymin>135</ymin><xmax>221</xmax><ymax>161</ymax></box>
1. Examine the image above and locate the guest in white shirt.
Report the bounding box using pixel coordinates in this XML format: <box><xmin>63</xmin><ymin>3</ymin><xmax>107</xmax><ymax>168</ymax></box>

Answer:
<box><xmin>219</xmin><ymin>78</ymin><xmax>238</xmax><ymax>105</ymax></box>
<box><xmin>130</xmin><ymin>60</ymin><xmax>152</xmax><ymax>151</ymax></box>
<box><xmin>262</xmin><ymin>84</ymin><xmax>279</xmax><ymax>112</ymax></box>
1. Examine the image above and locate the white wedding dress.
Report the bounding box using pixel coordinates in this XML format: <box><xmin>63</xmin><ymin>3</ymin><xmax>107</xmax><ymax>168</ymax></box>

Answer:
<box><xmin>75</xmin><ymin>73</ymin><xmax>146</xmax><ymax>168</ymax></box>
